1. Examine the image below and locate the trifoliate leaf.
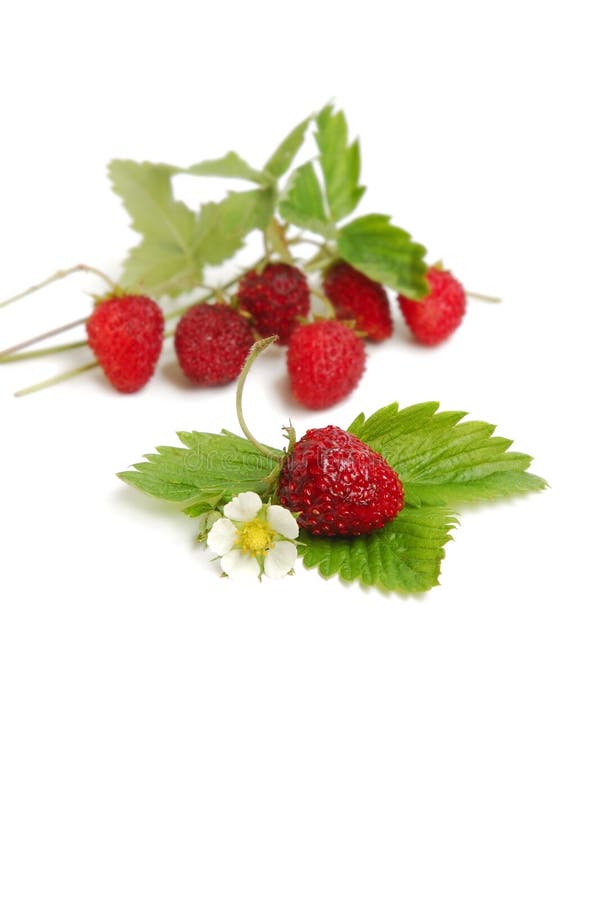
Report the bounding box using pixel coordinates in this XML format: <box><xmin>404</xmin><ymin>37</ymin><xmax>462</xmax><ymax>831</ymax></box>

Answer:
<box><xmin>118</xmin><ymin>431</ymin><xmax>279</xmax><ymax>507</ymax></box>
<box><xmin>315</xmin><ymin>103</ymin><xmax>365</xmax><ymax>222</ymax></box>
<box><xmin>337</xmin><ymin>214</ymin><xmax>429</xmax><ymax>298</ymax></box>
<box><xmin>110</xmin><ymin>158</ymin><xmax>274</xmax><ymax>296</ymax></box>
<box><xmin>264</xmin><ymin>114</ymin><xmax>312</xmax><ymax>179</ymax></box>
<box><xmin>348</xmin><ymin>402</ymin><xmax>548</xmax><ymax>506</ymax></box>
<box><xmin>278</xmin><ymin>162</ymin><xmax>334</xmax><ymax>239</ymax></box>
<box><xmin>109</xmin><ymin>160</ymin><xmax>204</xmax><ymax>297</ymax></box>
<box><xmin>191</xmin><ymin>188</ymin><xmax>275</xmax><ymax>267</ymax></box>
<box><xmin>184</xmin><ymin>152</ymin><xmax>271</xmax><ymax>186</ymax></box>
<box><xmin>298</xmin><ymin>506</ymin><xmax>457</xmax><ymax>594</ymax></box>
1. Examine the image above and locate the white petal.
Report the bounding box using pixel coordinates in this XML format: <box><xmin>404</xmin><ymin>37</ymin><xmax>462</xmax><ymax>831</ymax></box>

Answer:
<box><xmin>267</xmin><ymin>504</ymin><xmax>299</xmax><ymax>539</ymax></box>
<box><xmin>207</xmin><ymin>517</ymin><xmax>237</xmax><ymax>555</ymax></box>
<box><xmin>220</xmin><ymin>549</ymin><xmax>261</xmax><ymax>580</ymax></box>
<box><xmin>223</xmin><ymin>491</ymin><xmax>262</xmax><ymax>522</ymax></box>
<box><xmin>264</xmin><ymin>541</ymin><xmax>298</xmax><ymax>579</ymax></box>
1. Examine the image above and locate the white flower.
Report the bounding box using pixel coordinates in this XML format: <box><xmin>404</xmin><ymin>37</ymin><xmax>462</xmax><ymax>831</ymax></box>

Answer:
<box><xmin>206</xmin><ymin>491</ymin><xmax>298</xmax><ymax>581</ymax></box>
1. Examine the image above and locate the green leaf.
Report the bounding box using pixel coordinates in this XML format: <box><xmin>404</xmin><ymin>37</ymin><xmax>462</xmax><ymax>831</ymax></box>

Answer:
<box><xmin>348</xmin><ymin>402</ymin><xmax>548</xmax><ymax>506</ymax></box>
<box><xmin>264</xmin><ymin>114</ymin><xmax>312</xmax><ymax>179</ymax></box>
<box><xmin>191</xmin><ymin>188</ymin><xmax>275</xmax><ymax>267</ymax></box>
<box><xmin>298</xmin><ymin>506</ymin><xmax>457</xmax><ymax>594</ymax></box>
<box><xmin>337</xmin><ymin>214</ymin><xmax>429</xmax><ymax>298</ymax></box>
<box><xmin>315</xmin><ymin>104</ymin><xmax>365</xmax><ymax>222</ymax></box>
<box><xmin>109</xmin><ymin>159</ymin><xmax>204</xmax><ymax>296</ymax></box>
<box><xmin>118</xmin><ymin>432</ymin><xmax>280</xmax><ymax>507</ymax></box>
<box><xmin>110</xmin><ymin>157</ymin><xmax>274</xmax><ymax>295</ymax></box>
<box><xmin>184</xmin><ymin>152</ymin><xmax>271</xmax><ymax>186</ymax></box>
<box><xmin>278</xmin><ymin>162</ymin><xmax>334</xmax><ymax>238</ymax></box>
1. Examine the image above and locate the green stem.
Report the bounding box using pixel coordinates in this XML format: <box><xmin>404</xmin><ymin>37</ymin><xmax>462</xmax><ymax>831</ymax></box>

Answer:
<box><xmin>15</xmin><ymin>360</ymin><xmax>99</xmax><ymax>398</ymax></box>
<box><xmin>163</xmin><ymin>257</ymin><xmax>266</xmax><ymax>322</ymax></box>
<box><xmin>467</xmin><ymin>290</ymin><xmax>502</xmax><ymax>304</ymax></box>
<box><xmin>0</xmin><ymin>339</ymin><xmax>88</xmax><ymax>363</ymax></box>
<box><xmin>1</xmin><ymin>264</ymin><xmax>118</xmax><ymax>309</ymax></box>
<box><xmin>235</xmin><ymin>337</ymin><xmax>284</xmax><ymax>462</ymax></box>
<box><xmin>0</xmin><ymin>316</ymin><xmax>88</xmax><ymax>358</ymax></box>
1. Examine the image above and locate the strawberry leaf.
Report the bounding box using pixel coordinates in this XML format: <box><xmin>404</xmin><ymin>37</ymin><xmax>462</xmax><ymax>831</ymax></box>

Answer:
<box><xmin>278</xmin><ymin>162</ymin><xmax>334</xmax><ymax>239</ymax></box>
<box><xmin>337</xmin><ymin>214</ymin><xmax>429</xmax><ymax>298</ymax></box>
<box><xmin>264</xmin><ymin>114</ymin><xmax>312</xmax><ymax>179</ymax></box>
<box><xmin>109</xmin><ymin>159</ymin><xmax>274</xmax><ymax>296</ymax></box>
<box><xmin>315</xmin><ymin>103</ymin><xmax>365</xmax><ymax>222</ymax></box>
<box><xmin>348</xmin><ymin>402</ymin><xmax>548</xmax><ymax>506</ymax></box>
<box><xmin>298</xmin><ymin>507</ymin><xmax>457</xmax><ymax>594</ymax></box>
<box><xmin>184</xmin><ymin>152</ymin><xmax>271</xmax><ymax>186</ymax></box>
<box><xmin>118</xmin><ymin>431</ymin><xmax>279</xmax><ymax>506</ymax></box>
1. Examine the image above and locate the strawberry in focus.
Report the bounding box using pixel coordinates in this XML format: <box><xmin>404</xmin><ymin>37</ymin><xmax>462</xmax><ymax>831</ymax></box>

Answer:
<box><xmin>286</xmin><ymin>320</ymin><xmax>366</xmax><ymax>410</ymax></box>
<box><xmin>237</xmin><ymin>262</ymin><xmax>310</xmax><ymax>344</ymax></box>
<box><xmin>174</xmin><ymin>303</ymin><xmax>255</xmax><ymax>385</ymax></box>
<box><xmin>323</xmin><ymin>260</ymin><xmax>393</xmax><ymax>341</ymax></box>
<box><xmin>85</xmin><ymin>294</ymin><xmax>164</xmax><ymax>393</ymax></box>
<box><xmin>277</xmin><ymin>425</ymin><xmax>404</xmax><ymax>535</ymax></box>
<box><xmin>398</xmin><ymin>266</ymin><xmax>466</xmax><ymax>345</ymax></box>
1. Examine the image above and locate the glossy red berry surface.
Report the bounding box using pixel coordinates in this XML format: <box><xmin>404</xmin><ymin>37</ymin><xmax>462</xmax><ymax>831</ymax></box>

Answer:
<box><xmin>323</xmin><ymin>260</ymin><xmax>393</xmax><ymax>341</ymax></box>
<box><xmin>277</xmin><ymin>425</ymin><xmax>404</xmax><ymax>536</ymax></box>
<box><xmin>174</xmin><ymin>303</ymin><xmax>255</xmax><ymax>385</ymax></box>
<box><xmin>237</xmin><ymin>262</ymin><xmax>310</xmax><ymax>344</ymax></box>
<box><xmin>398</xmin><ymin>267</ymin><xmax>466</xmax><ymax>345</ymax></box>
<box><xmin>286</xmin><ymin>320</ymin><xmax>366</xmax><ymax>409</ymax></box>
<box><xmin>86</xmin><ymin>294</ymin><xmax>164</xmax><ymax>393</ymax></box>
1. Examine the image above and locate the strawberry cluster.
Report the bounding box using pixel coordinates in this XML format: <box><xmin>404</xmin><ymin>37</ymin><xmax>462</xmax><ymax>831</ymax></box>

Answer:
<box><xmin>0</xmin><ymin>257</ymin><xmax>466</xmax><ymax>402</ymax></box>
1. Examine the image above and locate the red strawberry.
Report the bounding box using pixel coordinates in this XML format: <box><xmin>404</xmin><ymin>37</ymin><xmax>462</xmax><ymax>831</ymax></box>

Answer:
<box><xmin>398</xmin><ymin>267</ymin><xmax>466</xmax><ymax>345</ymax></box>
<box><xmin>85</xmin><ymin>294</ymin><xmax>164</xmax><ymax>393</ymax></box>
<box><xmin>277</xmin><ymin>425</ymin><xmax>404</xmax><ymax>536</ymax></box>
<box><xmin>323</xmin><ymin>260</ymin><xmax>393</xmax><ymax>341</ymax></box>
<box><xmin>287</xmin><ymin>319</ymin><xmax>366</xmax><ymax>410</ymax></box>
<box><xmin>237</xmin><ymin>262</ymin><xmax>310</xmax><ymax>344</ymax></box>
<box><xmin>174</xmin><ymin>303</ymin><xmax>255</xmax><ymax>386</ymax></box>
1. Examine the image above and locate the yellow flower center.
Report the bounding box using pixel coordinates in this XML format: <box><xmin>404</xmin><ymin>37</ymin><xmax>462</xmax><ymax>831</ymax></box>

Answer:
<box><xmin>238</xmin><ymin>520</ymin><xmax>274</xmax><ymax>554</ymax></box>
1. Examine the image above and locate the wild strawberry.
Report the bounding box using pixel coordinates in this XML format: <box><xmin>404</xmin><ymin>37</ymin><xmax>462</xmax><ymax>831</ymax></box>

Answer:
<box><xmin>174</xmin><ymin>303</ymin><xmax>255</xmax><ymax>385</ymax></box>
<box><xmin>237</xmin><ymin>262</ymin><xmax>310</xmax><ymax>344</ymax></box>
<box><xmin>398</xmin><ymin>267</ymin><xmax>466</xmax><ymax>345</ymax></box>
<box><xmin>286</xmin><ymin>319</ymin><xmax>366</xmax><ymax>410</ymax></box>
<box><xmin>85</xmin><ymin>294</ymin><xmax>164</xmax><ymax>393</ymax></box>
<box><xmin>277</xmin><ymin>425</ymin><xmax>404</xmax><ymax>536</ymax></box>
<box><xmin>323</xmin><ymin>260</ymin><xmax>393</xmax><ymax>341</ymax></box>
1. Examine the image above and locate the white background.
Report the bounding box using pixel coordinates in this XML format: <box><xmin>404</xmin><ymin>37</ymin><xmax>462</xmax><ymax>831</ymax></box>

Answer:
<box><xmin>1</xmin><ymin>2</ymin><xmax>588</xmax><ymax>897</ymax></box>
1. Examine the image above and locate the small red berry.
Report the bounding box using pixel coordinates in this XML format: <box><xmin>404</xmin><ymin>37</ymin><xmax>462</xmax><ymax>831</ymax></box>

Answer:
<box><xmin>277</xmin><ymin>425</ymin><xmax>404</xmax><ymax>536</ymax></box>
<box><xmin>174</xmin><ymin>303</ymin><xmax>255</xmax><ymax>386</ymax></box>
<box><xmin>237</xmin><ymin>262</ymin><xmax>310</xmax><ymax>344</ymax></box>
<box><xmin>398</xmin><ymin>267</ymin><xmax>466</xmax><ymax>345</ymax></box>
<box><xmin>86</xmin><ymin>294</ymin><xmax>164</xmax><ymax>393</ymax></box>
<box><xmin>287</xmin><ymin>320</ymin><xmax>366</xmax><ymax>410</ymax></box>
<box><xmin>323</xmin><ymin>260</ymin><xmax>393</xmax><ymax>341</ymax></box>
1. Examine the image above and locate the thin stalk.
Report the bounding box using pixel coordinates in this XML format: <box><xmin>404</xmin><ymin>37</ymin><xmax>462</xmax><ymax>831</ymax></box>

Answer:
<box><xmin>1</xmin><ymin>264</ymin><xmax>117</xmax><ymax>309</ymax></box>
<box><xmin>0</xmin><ymin>339</ymin><xmax>88</xmax><ymax>364</ymax></box>
<box><xmin>15</xmin><ymin>360</ymin><xmax>99</xmax><ymax>398</ymax></box>
<box><xmin>235</xmin><ymin>337</ymin><xmax>284</xmax><ymax>462</ymax></box>
<box><xmin>0</xmin><ymin>316</ymin><xmax>88</xmax><ymax>358</ymax></box>
<box><xmin>310</xmin><ymin>286</ymin><xmax>335</xmax><ymax>318</ymax></box>
<box><xmin>467</xmin><ymin>290</ymin><xmax>502</xmax><ymax>304</ymax></box>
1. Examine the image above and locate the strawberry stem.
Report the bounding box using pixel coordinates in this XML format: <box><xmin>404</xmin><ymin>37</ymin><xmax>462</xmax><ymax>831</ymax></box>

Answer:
<box><xmin>310</xmin><ymin>286</ymin><xmax>335</xmax><ymax>318</ymax></box>
<box><xmin>466</xmin><ymin>290</ymin><xmax>502</xmax><ymax>304</ymax></box>
<box><xmin>0</xmin><ymin>316</ymin><xmax>88</xmax><ymax>358</ymax></box>
<box><xmin>0</xmin><ymin>339</ymin><xmax>88</xmax><ymax>364</ymax></box>
<box><xmin>14</xmin><ymin>360</ymin><xmax>99</xmax><ymax>397</ymax></box>
<box><xmin>0</xmin><ymin>264</ymin><xmax>118</xmax><ymax>309</ymax></box>
<box><xmin>235</xmin><ymin>337</ymin><xmax>284</xmax><ymax>463</ymax></box>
